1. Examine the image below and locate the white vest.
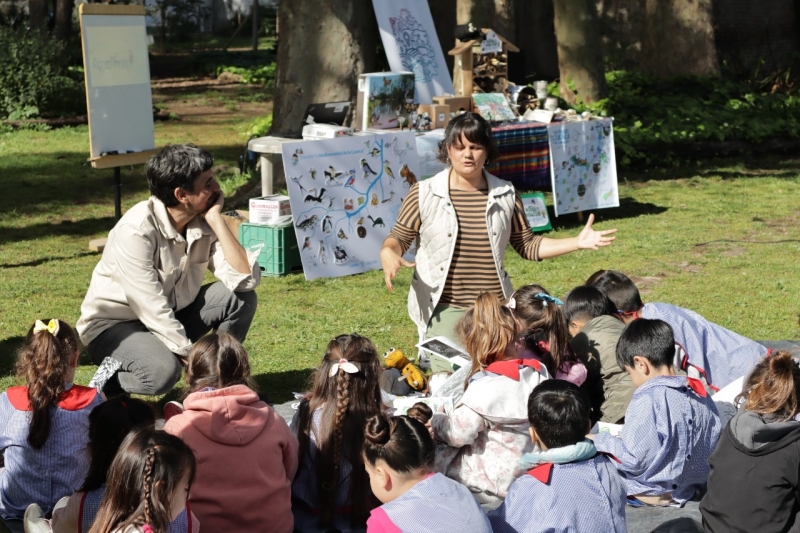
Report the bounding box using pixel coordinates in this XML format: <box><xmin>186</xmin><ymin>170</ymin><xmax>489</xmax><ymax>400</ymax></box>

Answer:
<box><xmin>408</xmin><ymin>168</ymin><xmax>516</xmax><ymax>340</ymax></box>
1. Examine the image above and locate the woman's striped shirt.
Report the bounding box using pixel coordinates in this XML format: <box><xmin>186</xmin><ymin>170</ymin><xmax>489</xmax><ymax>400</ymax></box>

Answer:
<box><xmin>388</xmin><ymin>182</ymin><xmax>542</xmax><ymax>308</ymax></box>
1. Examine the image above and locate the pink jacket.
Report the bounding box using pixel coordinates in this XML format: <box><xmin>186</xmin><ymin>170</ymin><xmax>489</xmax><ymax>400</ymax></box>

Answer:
<box><xmin>164</xmin><ymin>385</ymin><xmax>298</xmax><ymax>533</ymax></box>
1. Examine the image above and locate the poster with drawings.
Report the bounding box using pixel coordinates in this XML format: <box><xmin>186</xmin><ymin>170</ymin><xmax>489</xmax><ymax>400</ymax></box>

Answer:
<box><xmin>372</xmin><ymin>0</ymin><xmax>455</xmax><ymax>104</ymax></box>
<box><xmin>548</xmin><ymin>118</ymin><xmax>619</xmax><ymax>217</ymax></box>
<box><xmin>282</xmin><ymin>132</ymin><xmax>420</xmax><ymax>280</ymax></box>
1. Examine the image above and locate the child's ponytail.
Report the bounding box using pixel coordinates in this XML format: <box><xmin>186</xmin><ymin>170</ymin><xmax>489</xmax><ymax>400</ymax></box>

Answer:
<box><xmin>739</xmin><ymin>351</ymin><xmax>800</xmax><ymax>421</ymax></box>
<box><xmin>457</xmin><ymin>292</ymin><xmax>517</xmax><ymax>388</ymax></box>
<box><xmin>509</xmin><ymin>285</ymin><xmax>572</xmax><ymax>377</ymax></box>
<box><xmin>16</xmin><ymin>319</ymin><xmax>78</xmax><ymax>449</ymax></box>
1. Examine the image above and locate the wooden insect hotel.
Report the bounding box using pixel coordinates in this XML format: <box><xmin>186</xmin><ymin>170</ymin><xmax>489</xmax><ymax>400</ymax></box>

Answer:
<box><xmin>449</xmin><ymin>29</ymin><xmax>519</xmax><ymax>97</ymax></box>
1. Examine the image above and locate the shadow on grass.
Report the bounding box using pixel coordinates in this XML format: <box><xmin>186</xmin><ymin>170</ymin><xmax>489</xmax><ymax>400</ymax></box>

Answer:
<box><xmin>549</xmin><ymin>197</ymin><xmax>669</xmax><ymax>231</ymax></box>
<box><xmin>0</xmin><ymin>252</ymin><xmax>99</xmax><ymax>269</ymax></box>
<box><xmin>252</xmin><ymin>368</ymin><xmax>314</xmax><ymax>404</ymax></box>
<box><xmin>0</xmin><ymin>217</ymin><xmax>117</xmax><ymax>246</ymax></box>
<box><xmin>0</xmin><ymin>337</ymin><xmax>23</xmax><ymax>376</ymax></box>
<box><xmin>622</xmin><ymin>154</ymin><xmax>800</xmax><ymax>182</ymax></box>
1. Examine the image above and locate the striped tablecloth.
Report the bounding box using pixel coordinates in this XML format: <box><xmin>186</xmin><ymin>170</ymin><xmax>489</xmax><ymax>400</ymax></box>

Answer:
<box><xmin>486</xmin><ymin>121</ymin><xmax>551</xmax><ymax>191</ymax></box>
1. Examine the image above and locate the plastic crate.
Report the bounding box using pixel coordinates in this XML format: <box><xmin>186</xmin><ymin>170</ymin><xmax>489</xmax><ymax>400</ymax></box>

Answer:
<box><xmin>239</xmin><ymin>222</ymin><xmax>303</xmax><ymax>277</ymax></box>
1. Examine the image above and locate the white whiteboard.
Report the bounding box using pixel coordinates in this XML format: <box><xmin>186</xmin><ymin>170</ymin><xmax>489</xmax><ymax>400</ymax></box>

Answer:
<box><xmin>80</xmin><ymin>8</ymin><xmax>155</xmax><ymax>158</ymax></box>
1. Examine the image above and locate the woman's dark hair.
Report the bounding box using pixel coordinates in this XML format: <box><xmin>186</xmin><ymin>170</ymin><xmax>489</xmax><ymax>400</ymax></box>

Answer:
<box><xmin>16</xmin><ymin>319</ymin><xmax>78</xmax><ymax>449</ymax></box>
<box><xmin>363</xmin><ymin>403</ymin><xmax>434</xmax><ymax>474</ymax></box>
<box><xmin>295</xmin><ymin>333</ymin><xmax>383</xmax><ymax>529</ymax></box>
<box><xmin>528</xmin><ymin>380</ymin><xmax>591</xmax><ymax>449</ymax></box>
<box><xmin>146</xmin><ymin>144</ymin><xmax>213</xmax><ymax>207</ymax></box>
<box><xmin>436</xmin><ymin>112</ymin><xmax>499</xmax><ymax>165</ymax></box>
<box><xmin>585</xmin><ymin>269</ymin><xmax>643</xmax><ymax>314</ymax></box>
<box><xmin>510</xmin><ymin>285</ymin><xmax>575</xmax><ymax>377</ymax></box>
<box><xmin>737</xmin><ymin>351</ymin><xmax>800</xmax><ymax>421</ymax></box>
<box><xmin>616</xmin><ymin>318</ymin><xmax>675</xmax><ymax>370</ymax></box>
<box><xmin>185</xmin><ymin>332</ymin><xmax>254</xmax><ymax>396</ymax></box>
<box><xmin>79</xmin><ymin>398</ymin><xmax>156</xmax><ymax>493</ymax></box>
<box><xmin>89</xmin><ymin>427</ymin><xmax>196</xmax><ymax>533</ymax></box>
<box><xmin>456</xmin><ymin>292</ymin><xmax>517</xmax><ymax>388</ymax></box>
<box><xmin>563</xmin><ymin>285</ymin><xmax>618</xmax><ymax>324</ymax></box>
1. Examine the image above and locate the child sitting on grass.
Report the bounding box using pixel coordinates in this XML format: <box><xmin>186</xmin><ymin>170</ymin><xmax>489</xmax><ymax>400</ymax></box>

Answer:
<box><xmin>508</xmin><ymin>284</ymin><xmax>587</xmax><ymax>386</ymax></box>
<box><xmin>87</xmin><ymin>427</ymin><xmax>196</xmax><ymax>533</ymax></box>
<box><xmin>0</xmin><ymin>319</ymin><xmax>103</xmax><ymax>520</ymax></box>
<box><xmin>431</xmin><ymin>293</ymin><xmax>550</xmax><ymax>510</ymax></box>
<box><xmin>42</xmin><ymin>398</ymin><xmax>167</xmax><ymax>533</ymax></box>
<box><xmin>489</xmin><ymin>380</ymin><xmax>627</xmax><ymax>532</ymax></box>
<box><xmin>291</xmin><ymin>333</ymin><xmax>384</xmax><ymax>533</ymax></box>
<box><xmin>363</xmin><ymin>404</ymin><xmax>491</xmax><ymax>533</ymax></box>
<box><xmin>164</xmin><ymin>332</ymin><xmax>298</xmax><ymax>533</ymax></box>
<box><xmin>701</xmin><ymin>351</ymin><xmax>800</xmax><ymax>533</ymax></box>
<box><xmin>564</xmin><ymin>284</ymin><xmax>630</xmax><ymax>423</ymax></box>
<box><xmin>592</xmin><ymin>319</ymin><xmax>721</xmax><ymax>506</ymax></box>
<box><xmin>587</xmin><ymin>269</ymin><xmax>768</xmax><ymax>389</ymax></box>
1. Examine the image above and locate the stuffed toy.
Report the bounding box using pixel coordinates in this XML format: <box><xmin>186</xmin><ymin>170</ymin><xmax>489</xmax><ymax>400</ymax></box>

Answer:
<box><xmin>383</xmin><ymin>347</ymin><xmax>427</xmax><ymax>392</ymax></box>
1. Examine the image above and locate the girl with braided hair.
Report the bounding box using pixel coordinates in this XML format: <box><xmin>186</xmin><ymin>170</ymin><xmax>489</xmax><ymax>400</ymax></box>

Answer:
<box><xmin>291</xmin><ymin>333</ymin><xmax>384</xmax><ymax>533</ymax></box>
<box><xmin>88</xmin><ymin>427</ymin><xmax>196</xmax><ymax>533</ymax></box>
<box><xmin>0</xmin><ymin>319</ymin><xmax>103</xmax><ymax>520</ymax></box>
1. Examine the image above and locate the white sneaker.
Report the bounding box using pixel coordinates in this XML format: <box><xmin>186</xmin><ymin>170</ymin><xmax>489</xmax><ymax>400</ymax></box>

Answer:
<box><xmin>24</xmin><ymin>503</ymin><xmax>51</xmax><ymax>533</ymax></box>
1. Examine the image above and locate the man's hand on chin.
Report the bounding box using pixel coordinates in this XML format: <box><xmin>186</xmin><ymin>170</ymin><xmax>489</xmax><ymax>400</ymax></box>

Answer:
<box><xmin>203</xmin><ymin>191</ymin><xmax>225</xmax><ymax>221</ymax></box>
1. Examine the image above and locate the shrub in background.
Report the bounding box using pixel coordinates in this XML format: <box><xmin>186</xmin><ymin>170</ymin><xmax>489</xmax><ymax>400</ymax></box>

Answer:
<box><xmin>0</xmin><ymin>27</ymin><xmax>86</xmax><ymax>120</ymax></box>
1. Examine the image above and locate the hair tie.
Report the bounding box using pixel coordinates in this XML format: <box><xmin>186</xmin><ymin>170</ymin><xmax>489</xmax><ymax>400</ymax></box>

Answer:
<box><xmin>506</xmin><ymin>297</ymin><xmax>516</xmax><ymax>310</ymax></box>
<box><xmin>329</xmin><ymin>358</ymin><xmax>359</xmax><ymax>377</ymax></box>
<box><xmin>33</xmin><ymin>319</ymin><xmax>60</xmax><ymax>336</ymax></box>
<box><xmin>534</xmin><ymin>293</ymin><xmax>563</xmax><ymax>307</ymax></box>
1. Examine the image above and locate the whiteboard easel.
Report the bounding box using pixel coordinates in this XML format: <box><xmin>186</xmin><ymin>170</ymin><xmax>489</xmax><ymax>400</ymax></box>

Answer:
<box><xmin>79</xmin><ymin>4</ymin><xmax>156</xmax><ymax>221</ymax></box>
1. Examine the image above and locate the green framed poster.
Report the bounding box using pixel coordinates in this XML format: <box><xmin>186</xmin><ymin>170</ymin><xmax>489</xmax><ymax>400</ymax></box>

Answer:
<box><xmin>521</xmin><ymin>192</ymin><xmax>552</xmax><ymax>232</ymax></box>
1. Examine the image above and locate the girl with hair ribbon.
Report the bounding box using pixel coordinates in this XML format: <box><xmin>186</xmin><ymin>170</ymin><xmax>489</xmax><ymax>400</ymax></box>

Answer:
<box><xmin>0</xmin><ymin>319</ymin><xmax>103</xmax><ymax>520</ymax></box>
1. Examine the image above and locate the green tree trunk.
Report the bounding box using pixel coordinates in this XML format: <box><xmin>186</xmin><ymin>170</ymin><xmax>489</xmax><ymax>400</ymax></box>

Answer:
<box><xmin>271</xmin><ymin>0</ymin><xmax>381</xmax><ymax>137</ymax></box>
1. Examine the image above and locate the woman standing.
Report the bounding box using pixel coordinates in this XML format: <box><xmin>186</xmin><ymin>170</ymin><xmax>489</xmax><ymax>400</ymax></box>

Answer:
<box><xmin>380</xmin><ymin>113</ymin><xmax>616</xmax><ymax>342</ymax></box>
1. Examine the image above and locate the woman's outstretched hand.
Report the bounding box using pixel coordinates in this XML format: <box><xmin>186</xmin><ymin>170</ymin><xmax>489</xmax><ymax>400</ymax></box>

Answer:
<box><xmin>380</xmin><ymin>245</ymin><xmax>416</xmax><ymax>292</ymax></box>
<box><xmin>576</xmin><ymin>213</ymin><xmax>617</xmax><ymax>250</ymax></box>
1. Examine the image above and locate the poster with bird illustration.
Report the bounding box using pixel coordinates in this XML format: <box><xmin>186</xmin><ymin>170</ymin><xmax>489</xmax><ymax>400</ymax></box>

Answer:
<box><xmin>371</xmin><ymin>0</ymin><xmax>455</xmax><ymax>104</ymax></box>
<box><xmin>281</xmin><ymin>132</ymin><xmax>420</xmax><ymax>280</ymax></box>
<box><xmin>548</xmin><ymin>118</ymin><xmax>619</xmax><ymax>217</ymax></box>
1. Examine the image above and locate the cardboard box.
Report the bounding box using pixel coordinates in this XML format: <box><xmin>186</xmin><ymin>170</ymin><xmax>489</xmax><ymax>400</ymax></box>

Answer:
<box><xmin>222</xmin><ymin>210</ymin><xmax>249</xmax><ymax>237</ymax></box>
<box><xmin>418</xmin><ymin>104</ymin><xmax>450</xmax><ymax>129</ymax></box>
<box><xmin>355</xmin><ymin>72</ymin><xmax>416</xmax><ymax>131</ymax></box>
<box><xmin>433</xmin><ymin>96</ymin><xmax>473</xmax><ymax>115</ymax></box>
<box><xmin>248</xmin><ymin>195</ymin><xmax>291</xmax><ymax>224</ymax></box>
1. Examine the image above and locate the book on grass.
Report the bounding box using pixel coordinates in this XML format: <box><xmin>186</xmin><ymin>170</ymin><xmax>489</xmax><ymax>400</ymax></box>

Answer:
<box><xmin>416</xmin><ymin>336</ymin><xmax>470</xmax><ymax>374</ymax></box>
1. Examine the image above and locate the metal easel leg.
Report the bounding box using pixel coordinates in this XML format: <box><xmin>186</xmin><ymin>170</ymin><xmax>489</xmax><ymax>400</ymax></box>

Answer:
<box><xmin>114</xmin><ymin>166</ymin><xmax>122</xmax><ymax>221</ymax></box>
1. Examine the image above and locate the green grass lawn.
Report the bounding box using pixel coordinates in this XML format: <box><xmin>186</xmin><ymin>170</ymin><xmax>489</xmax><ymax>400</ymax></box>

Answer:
<box><xmin>1</xmin><ymin>86</ymin><xmax>799</xmax><ymax>410</ymax></box>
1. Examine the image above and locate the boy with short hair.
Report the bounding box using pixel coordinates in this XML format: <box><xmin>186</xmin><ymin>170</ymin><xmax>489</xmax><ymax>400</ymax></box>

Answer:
<box><xmin>564</xmin><ymin>285</ymin><xmax>631</xmax><ymax>423</ymax></box>
<box><xmin>587</xmin><ymin>269</ymin><xmax>768</xmax><ymax>389</ymax></box>
<box><xmin>592</xmin><ymin>319</ymin><xmax>721</xmax><ymax>506</ymax></box>
<box><xmin>489</xmin><ymin>380</ymin><xmax>627</xmax><ymax>533</ymax></box>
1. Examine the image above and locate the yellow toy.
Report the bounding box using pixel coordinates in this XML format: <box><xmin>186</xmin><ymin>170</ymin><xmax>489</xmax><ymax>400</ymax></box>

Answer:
<box><xmin>383</xmin><ymin>347</ymin><xmax>427</xmax><ymax>392</ymax></box>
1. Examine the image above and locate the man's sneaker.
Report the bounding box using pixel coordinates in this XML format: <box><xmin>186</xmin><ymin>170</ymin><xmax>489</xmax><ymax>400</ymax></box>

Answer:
<box><xmin>163</xmin><ymin>401</ymin><xmax>185</xmax><ymax>422</ymax></box>
<box><xmin>89</xmin><ymin>357</ymin><xmax>126</xmax><ymax>398</ymax></box>
<box><xmin>24</xmin><ymin>503</ymin><xmax>50</xmax><ymax>533</ymax></box>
